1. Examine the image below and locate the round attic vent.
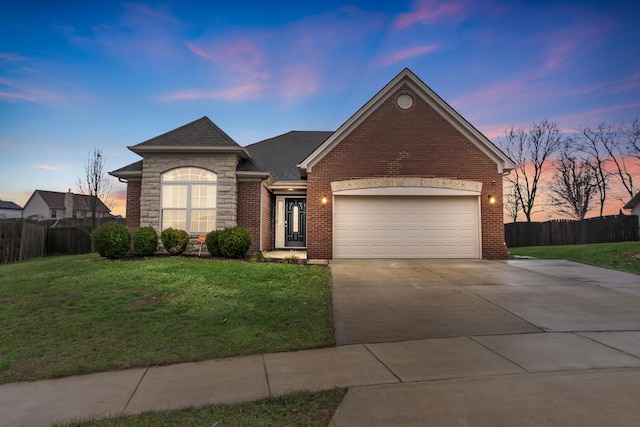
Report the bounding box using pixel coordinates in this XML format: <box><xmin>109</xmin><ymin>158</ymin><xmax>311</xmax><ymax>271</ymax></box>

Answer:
<box><xmin>397</xmin><ymin>94</ymin><xmax>413</xmax><ymax>109</ymax></box>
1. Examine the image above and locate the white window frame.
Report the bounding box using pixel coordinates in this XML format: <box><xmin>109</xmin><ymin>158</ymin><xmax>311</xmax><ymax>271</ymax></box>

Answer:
<box><xmin>160</xmin><ymin>167</ymin><xmax>217</xmax><ymax>233</ymax></box>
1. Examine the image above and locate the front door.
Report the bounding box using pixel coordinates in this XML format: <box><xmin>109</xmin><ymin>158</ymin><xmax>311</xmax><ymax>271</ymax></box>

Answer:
<box><xmin>285</xmin><ymin>198</ymin><xmax>306</xmax><ymax>247</ymax></box>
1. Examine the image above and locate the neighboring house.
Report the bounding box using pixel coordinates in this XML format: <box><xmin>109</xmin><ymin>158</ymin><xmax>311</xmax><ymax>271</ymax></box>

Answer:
<box><xmin>624</xmin><ymin>192</ymin><xmax>640</xmax><ymax>231</ymax></box>
<box><xmin>22</xmin><ymin>190</ymin><xmax>110</xmax><ymax>221</ymax></box>
<box><xmin>110</xmin><ymin>68</ymin><xmax>515</xmax><ymax>260</ymax></box>
<box><xmin>0</xmin><ymin>200</ymin><xmax>22</xmax><ymax>218</ymax></box>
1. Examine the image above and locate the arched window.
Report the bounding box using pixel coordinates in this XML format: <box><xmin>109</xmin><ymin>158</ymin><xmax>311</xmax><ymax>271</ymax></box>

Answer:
<box><xmin>161</xmin><ymin>167</ymin><xmax>217</xmax><ymax>232</ymax></box>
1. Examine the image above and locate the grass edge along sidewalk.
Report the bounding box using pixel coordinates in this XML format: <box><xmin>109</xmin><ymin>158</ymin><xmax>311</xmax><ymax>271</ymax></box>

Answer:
<box><xmin>0</xmin><ymin>253</ymin><xmax>335</xmax><ymax>384</ymax></box>
<box><xmin>508</xmin><ymin>241</ymin><xmax>640</xmax><ymax>275</ymax></box>
<box><xmin>51</xmin><ymin>389</ymin><xmax>347</xmax><ymax>427</ymax></box>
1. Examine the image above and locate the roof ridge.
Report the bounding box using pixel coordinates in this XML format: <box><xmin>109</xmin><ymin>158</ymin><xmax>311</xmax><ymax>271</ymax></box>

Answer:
<box><xmin>130</xmin><ymin>116</ymin><xmax>242</xmax><ymax>150</ymax></box>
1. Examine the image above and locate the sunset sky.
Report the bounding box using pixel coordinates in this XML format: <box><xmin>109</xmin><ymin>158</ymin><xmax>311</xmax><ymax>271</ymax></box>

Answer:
<box><xmin>1</xmin><ymin>0</ymin><xmax>639</xmax><ymax>219</ymax></box>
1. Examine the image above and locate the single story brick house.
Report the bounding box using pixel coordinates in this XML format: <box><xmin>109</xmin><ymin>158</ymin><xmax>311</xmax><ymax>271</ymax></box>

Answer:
<box><xmin>110</xmin><ymin>68</ymin><xmax>515</xmax><ymax>260</ymax></box>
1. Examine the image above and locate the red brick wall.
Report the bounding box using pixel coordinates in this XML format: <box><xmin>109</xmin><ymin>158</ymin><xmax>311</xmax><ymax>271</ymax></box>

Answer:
<box><xmin>261</xmin><ymin>185</ymin><xmax>274</xmax><ymax>251</ymax></box>
<box><xmin>237</xmin><ymin>180</ymin><xmax>262</xmax><ymax>255</ymax></box>
<box><xmin>125</xmin><ymin>179</ymin><xmax>141</xmax><ymax>231</ymax></box>
<box><xmin>307</xmin><ymin>85</ymin><xmax>507</xmax><ymax>260</ymax></box>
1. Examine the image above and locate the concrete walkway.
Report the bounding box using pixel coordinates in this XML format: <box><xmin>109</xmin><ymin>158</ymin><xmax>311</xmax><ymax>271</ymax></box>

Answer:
<box><xmin>3</xmin><ymin>331</ymin><xmax>640</xmax><ymax>427</ymax></box>
<box><xmin>2</xmin><ymin>260</ymin><xmax>640</xmax><ymax>427</ymax></box>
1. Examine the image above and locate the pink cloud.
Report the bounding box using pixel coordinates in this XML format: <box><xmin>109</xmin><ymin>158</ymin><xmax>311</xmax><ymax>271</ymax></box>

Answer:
<box><xmin>92</xmin><ymin>3</ymin><xmax>184</xmax><ymax>61</ymax></box>
<box><xmin>163</xmin><ymin>82</ymin><xmax>264</xmax><ymax>102</ymax></box>
<box><xmin>169</xmin><ymin>6</ymin><xmax>384</xmax><ymax>104</ymax></box>
<box><xmin>32</xmin><ymin>164</ymin><xmax>61</xmax><ymax>171</ymax></box>
<box><xmin>278</xmin><ymin>64</ymin><xmax>319</xmax><ymax>100</ymax></box>
<box><xmin>555</xmin><ymin>102</ymin><xmax>640</xmax><ymax>128</ymax></box>
<box><xmin>533</xmin><ymin>19</ymin><xmax>611</xmax><ymax>76</ymax></box>
<box><xmin>450</xmin><ymin>78</ymin><xmax>531</xmax><ymax>111</ymax></box>
<box><xmin>541</xmin><ymin>39</ymin><xmax>575</xmax><ymax>73</ymax></box>
<box><xmin>611</xmin><ymin>73</ymin><xmax>640</xmax><ymax>93</ymax></box>
<box><xmin>186</xmin><ymin>39</ymin><xmax>270</xmax><ymax>80</ymax></box>
<box><xmin>376</xmin><ymin>44</ymin><xmax>440</xmax><ymax>67</ymax></box>
<box><xmin>394</xmin><ymin>0</ymin><xmax>467</xmax><ymax>29</ymax></box>
<box><xmin>0</xmin><ymin>52</ymin><xmax>27</xmax><ymax>61</ymax></box>
<box><xmin>179</xmin><ymin>38</ymin><xmax>271</xmax><ymax>101</ymax></box>
<box><xmin>474</xmin><ymin>100</ymin><xmax>640</xmax><ymax>143</ymax></box>
<box><xmin>0</xmin><ymin>77</ymin><xmax>65</xmax><ymax>104</ymax></box>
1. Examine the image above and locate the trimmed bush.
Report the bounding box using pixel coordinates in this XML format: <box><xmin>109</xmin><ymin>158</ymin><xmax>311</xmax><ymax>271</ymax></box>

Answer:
<box><xmin>92</xmin><ymin>222</ymin><xmax>131</xmax><ymax>259</ymax></box>
<box><xmin>160</xmin><ymin>228</ymin><xmax>189</xmax><ymax>255</ymax></box>
<box><xmin>205</xmin><ymin>230</ymin><xmax>221</xmax><ymax>257</ymax></box>
<box><xmin>132</xmin><ymin>226</ymin><xmax>158</xmax><ymax>256</ymax></box>
<box><xmin>218</xmin><ymin>226</ymin><xmax>252</xmax><ymax>259</ymax></box>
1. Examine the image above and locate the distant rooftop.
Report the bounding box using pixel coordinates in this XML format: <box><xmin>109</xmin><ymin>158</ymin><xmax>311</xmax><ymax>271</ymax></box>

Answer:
<box><xmin>0</xmin><ymin>200</ymin><xmax>22</xmax><ymax>210</ymax></box>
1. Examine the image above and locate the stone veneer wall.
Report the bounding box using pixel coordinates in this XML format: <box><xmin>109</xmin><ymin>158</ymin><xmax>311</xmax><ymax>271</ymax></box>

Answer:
<box><xmin>139</xmin><ymin>153</ymin><xmax>239</xmax><ymax>232</ymax></box>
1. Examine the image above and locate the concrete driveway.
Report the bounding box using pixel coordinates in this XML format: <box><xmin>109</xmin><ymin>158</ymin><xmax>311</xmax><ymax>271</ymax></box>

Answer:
<box><xmin>329</xmin><ymin>259</ymin><xmax>640</xmax><ymax>426</ymax></box>
<box><xmin>331</xmin><ymin>259</ymin><xmax>640</xmax><ymax>345</ymax></box>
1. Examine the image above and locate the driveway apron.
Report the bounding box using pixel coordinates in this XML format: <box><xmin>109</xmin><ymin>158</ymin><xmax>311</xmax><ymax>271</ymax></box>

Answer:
<box><xmin>330</xmin><ymin>259</ymin><xmax>640</xmax><ymax>345</ymax></box>
<box><xmin>330</xmin><ymin>259</ymin><xmax>541</xmax><ymax>345</ymax></box>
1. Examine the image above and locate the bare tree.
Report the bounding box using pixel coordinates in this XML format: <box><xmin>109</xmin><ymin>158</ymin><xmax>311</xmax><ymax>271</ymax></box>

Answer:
<box><xmin>498</xmin><ymin>118</ymin><xmax>563</xmax><ymax>222</ymax></box>
<box><xmin>627</xmin><ymin>117</ymin><xmax>640</xmax><ymax>162</ymax></box>
<box><xmin>600</xmin><ymin>123</ymin><xmax>636</xmax><ymax>199</ymax></box>
<box><xmin>78</xmin><ymin>147</ymin><xmax>113</xmax><ymax>229</ymax></box>
<box><xmin>576</xmin><ymin>124</ymin><xmax>611</xmax><ymax>216</ymax></box>
<box><xmin>548</xmin><ymin>147</ymin><xmax>599</xmax><ymax>220</ymax></box>
<box><xmin>579</xmin><ymin>121</ymin><xmax>639</xmax><ymax>210</ymax></box>
<box><xmin>503</xmin><ymin>181</ymin><xmax>521</xmax><ymax>223</ymax></box>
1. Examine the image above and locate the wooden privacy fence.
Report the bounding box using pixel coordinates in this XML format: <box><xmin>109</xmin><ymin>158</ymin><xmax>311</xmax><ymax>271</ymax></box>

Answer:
<box><xmin>505</xmin><ymin>215</ymin><xmax>640</xmax><ymax>248</ymax></box>
<box><xmin>45</xmin><ymin>227</ymin><xmax>92</xmax><ymax>256</ymax></box>
<box><xmin>0</xmin><ymin>219</ymin><xmax>45</xmax><ymax>264</ymax></box>
<box><xmin>0</xmin><ymin>219</ymin><xmax>94</xmax><ymax>264</ymax></box>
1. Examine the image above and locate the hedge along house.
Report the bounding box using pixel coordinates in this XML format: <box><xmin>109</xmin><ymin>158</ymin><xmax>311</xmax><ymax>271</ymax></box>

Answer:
<box><xmin>110</xmin><ymin>68</ymin><xmax>515</xmax><ymax>260</ymax></box>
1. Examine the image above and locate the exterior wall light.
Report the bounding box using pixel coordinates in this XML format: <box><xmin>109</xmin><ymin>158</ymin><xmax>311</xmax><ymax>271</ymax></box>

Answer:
<box><xmin>488</xmin><ymin>195</ymin><xmax>496</xmax><ymax>204</ymax></box>
<box><xmin>321</xmin><ymin>196</ymin><xmax>328</xmax><ymax>204</ymax></box>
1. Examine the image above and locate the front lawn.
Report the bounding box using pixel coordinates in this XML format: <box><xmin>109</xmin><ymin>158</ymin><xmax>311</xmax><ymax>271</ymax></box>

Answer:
<box><xmin>53</xmin><ymin>389</ymin><xmax>346</xmax><ymax>427</ymax></box>
<box><xmin>0</xmin><ymin>254</ymin><xmax>334</xmax><ymax>384</ymax></box>
<box><xmin>508</xmin><ymin>241</ymin><xmax>640</xmax><ymax>275</ymax></box>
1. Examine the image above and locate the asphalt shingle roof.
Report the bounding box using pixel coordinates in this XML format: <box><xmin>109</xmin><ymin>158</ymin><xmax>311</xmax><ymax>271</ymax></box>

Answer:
<box><xmin>131</xmin><ymin>116</ymin><xmax>241</xmax><ymax>149</ymax></box>
<box><xmin>0</xmin><ymin>200</ymin><xmax>22</xmax><ymax>210</ymax></box>
<box><xmin>110</xmin><ymin>160</ymin><xmax>143</xmax><ymax>176</ymax></box>
<box><xmin>34</xmin><ymin>190</ymin><xmax>110</xmax><ymax>213</ymax></box>
<box><xmin>240</xmin><ymin>131</ymin><xmax>333</xmax><ymax>181</ymax></box>
<box><xmin>111</xmin><ymin>123</ymin><xmax>333</xmax><ymax>181</ymax></box>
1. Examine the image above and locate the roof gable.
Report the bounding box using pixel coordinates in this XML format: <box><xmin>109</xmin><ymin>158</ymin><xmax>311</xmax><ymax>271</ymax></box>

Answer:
<box><xmin>129</xmin><ymin>116</ymin><xmax>249</xmax><ymax>158</ymax></box>
<box><xmin>298</xmin><ymin>68</ymin><xmax>515</xmax><ymax>175</ymax></box>
<box><xmin>624</xmin><ymin>192</ymin><xmax>640</xmax><ymax>210</ymax></box>
<box><xmin>30</xmin><ymin>190</ymin><xmax>110</xmax><ymax>212</ymax></box>
<box><xmin>36</xmin><ymin>190</ymin><xmax>65</xmax><ymax>209</ymax></box>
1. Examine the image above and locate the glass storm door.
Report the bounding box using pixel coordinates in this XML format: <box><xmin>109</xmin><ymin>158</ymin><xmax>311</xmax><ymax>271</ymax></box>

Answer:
<box><xmin>285</xmin><ymin>198</ymin><xmax>306</xmax><ymax>247</ymax></box>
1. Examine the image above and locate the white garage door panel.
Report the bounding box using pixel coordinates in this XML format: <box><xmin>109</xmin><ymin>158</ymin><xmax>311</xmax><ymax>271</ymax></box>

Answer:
<box><xmin>334</xmin><ymin>196</ymin><xmax>479</xmax><ymax>258</ymax></box>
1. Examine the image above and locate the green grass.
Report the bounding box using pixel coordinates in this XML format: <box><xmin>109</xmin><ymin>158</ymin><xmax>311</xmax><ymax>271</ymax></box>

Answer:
<box><xmin>0</xmin><ymin>254</ymin><xmax>334</xmax><ymax>384</ymax></box>
<box><xmin>53</xmin><ymin>389</ymin><xmax>346</xmax><ymax>427</ymax></box>
<box><xmin>508</xmin><ymin>241</ymin><xmax>640</xmax><ymax>275</ymax></box>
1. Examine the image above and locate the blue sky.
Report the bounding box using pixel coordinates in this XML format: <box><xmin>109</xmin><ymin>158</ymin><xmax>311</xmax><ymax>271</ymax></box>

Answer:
<box><xmin>1</xmin><ymin>0</ymin><xmax>639</xmax><ymax>216</ymax></box>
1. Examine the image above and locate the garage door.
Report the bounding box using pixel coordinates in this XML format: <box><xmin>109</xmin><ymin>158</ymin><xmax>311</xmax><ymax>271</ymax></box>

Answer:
<box><xmin>334</xmin><ymin>195</ymin><xmax>479</xmax><ymax>258</ymax></box>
